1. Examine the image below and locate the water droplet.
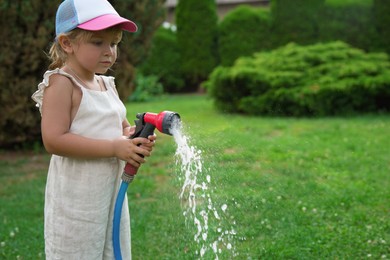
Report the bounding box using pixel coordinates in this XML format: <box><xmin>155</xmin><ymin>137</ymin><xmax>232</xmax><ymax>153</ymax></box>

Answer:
<box><xmin>221</xmin><ymin>204</ymin><xmax>228</xmax><ymax>212</ymax></box>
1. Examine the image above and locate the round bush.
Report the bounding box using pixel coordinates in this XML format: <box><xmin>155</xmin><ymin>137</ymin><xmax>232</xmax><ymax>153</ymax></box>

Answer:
<box><xmin>206</xmin><ymin>41</ymin><xmax>390</xmax><ymax>116</ymax></box>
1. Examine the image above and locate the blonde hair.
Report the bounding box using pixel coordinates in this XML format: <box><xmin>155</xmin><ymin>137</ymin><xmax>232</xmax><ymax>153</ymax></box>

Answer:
<box><xmin>48</xmin><ymin>27</ymin><xmax>123</xmax><ymax>70</ymax></box>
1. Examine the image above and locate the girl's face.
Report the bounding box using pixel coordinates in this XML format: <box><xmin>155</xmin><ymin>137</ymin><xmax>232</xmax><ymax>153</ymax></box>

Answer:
<box><xmin>70</xmin><ymin>29</ymin><xmax>122</xmax><ymax>74</ymax></box>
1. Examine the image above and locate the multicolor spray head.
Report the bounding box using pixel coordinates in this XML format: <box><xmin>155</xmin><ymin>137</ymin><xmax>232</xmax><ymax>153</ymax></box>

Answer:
<box><xmin>141</xmin><ymin>111</ymin><xmax>181</xmax><ymax>135</ymax></box>
<box><xmin>129</xmin><ymin>111</ymin><xmax>181</xmax><ymax>139</ymax></box>
<box><xmin>123</xmin><ymin>111</ymin><xmax>181</xmax><ymax>179</ymax></box>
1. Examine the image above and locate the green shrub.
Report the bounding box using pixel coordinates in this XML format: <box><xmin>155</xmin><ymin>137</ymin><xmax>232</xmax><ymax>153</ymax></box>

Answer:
<box><xmin>206</xmin><ymin>41</ymin><xmax>390</xmax><ymax>116</ymax></box>
<box><xmin>128</xmin><ymin>73</ymin><xmax>164</xmax><ymax>102</ymax></box>
<box><xmin>218</xmin><ymin>6</ymin><xmax>271</xmax><ymax>66</ymax></box>
<box><xmin>139</xmin><ymin>26</ymin><xmax>185</xmax><ymax>93</ymax></box>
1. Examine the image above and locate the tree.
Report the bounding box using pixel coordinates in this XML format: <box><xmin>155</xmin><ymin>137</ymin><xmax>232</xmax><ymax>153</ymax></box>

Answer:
<box><xmin>175</xmin><ymin>0</ymin><xmax>218</xmax><ymax>89</ymax></box>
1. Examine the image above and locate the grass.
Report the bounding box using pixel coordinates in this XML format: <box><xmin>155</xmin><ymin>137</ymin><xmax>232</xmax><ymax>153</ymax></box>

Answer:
<box><xmin>1</xmin><ymin>94</ymin><xmax>389</xmax><ymax>259</ymax></box>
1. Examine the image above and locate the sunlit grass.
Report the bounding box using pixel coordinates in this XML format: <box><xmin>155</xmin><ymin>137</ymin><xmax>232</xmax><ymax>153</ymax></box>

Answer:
<box><xmin>1</xmin><ymin>94</ymin><xmax>389</xmax><ymax>259</ymax></box>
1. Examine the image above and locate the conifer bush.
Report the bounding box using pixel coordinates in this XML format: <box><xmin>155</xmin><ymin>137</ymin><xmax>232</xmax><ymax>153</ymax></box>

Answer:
<box><xmin>206</xmin><ymin>41</ymin><xmax>390</xmax><ymax>116</ymax></box>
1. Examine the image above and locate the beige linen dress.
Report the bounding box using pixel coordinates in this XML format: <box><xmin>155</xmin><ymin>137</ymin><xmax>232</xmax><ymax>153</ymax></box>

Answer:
<box><xmin>32</xmin><ymin>69</ymin><xmax>131</xmax><ymax>259</ymax></box>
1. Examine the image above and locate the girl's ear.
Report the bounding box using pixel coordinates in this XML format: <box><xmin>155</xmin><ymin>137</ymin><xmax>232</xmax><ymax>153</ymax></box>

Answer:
<box><xmin>57</xmin><ymin>35</ymin><xmax>73</xmax><ymax>54</ymax></box>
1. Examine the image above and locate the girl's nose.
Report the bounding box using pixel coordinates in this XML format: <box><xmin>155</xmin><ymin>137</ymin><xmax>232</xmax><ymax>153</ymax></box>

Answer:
<box><xmin>104</xmin><ymin>45</ymin><xmax>115</xmax><ymax>56</ymax></box>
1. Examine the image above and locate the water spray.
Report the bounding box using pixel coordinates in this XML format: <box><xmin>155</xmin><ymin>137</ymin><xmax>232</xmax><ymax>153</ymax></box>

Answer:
<box><xmin>113</xmin><ymin>111</ymin><xmax>180</xmax><ymax>260</ymax></box>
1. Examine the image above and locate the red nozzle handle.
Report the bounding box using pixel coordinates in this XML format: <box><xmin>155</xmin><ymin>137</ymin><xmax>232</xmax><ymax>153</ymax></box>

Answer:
<box><xmin>124</xmin><ymin>163</ymin><xmax>139</xmax><ymax>176</ymax></box>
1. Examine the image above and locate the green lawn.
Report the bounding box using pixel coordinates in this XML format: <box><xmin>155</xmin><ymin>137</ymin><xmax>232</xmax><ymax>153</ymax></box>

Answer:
<box><xmin>1</xmin><ymin>94</ymin><xmax>389</xmax><ymax>259</ymax></box>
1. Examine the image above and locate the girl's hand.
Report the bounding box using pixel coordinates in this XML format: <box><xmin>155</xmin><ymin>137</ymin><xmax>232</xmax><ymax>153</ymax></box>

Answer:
<box><xmin>112</xmin><ymin>136</ymin><xmax>152</xmax><ymax>167</ymax></box>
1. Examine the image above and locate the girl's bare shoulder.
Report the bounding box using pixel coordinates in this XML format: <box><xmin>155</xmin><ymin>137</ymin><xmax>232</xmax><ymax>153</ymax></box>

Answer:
<box><xmin>47</xmin><ymin>72</ymin><xmax>74</xmax><ymax>90</ymax></box>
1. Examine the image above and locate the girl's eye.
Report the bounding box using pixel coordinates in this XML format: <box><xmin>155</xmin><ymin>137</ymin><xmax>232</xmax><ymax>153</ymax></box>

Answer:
<box><xmin>110</xmin><ymin>42</ymin><xmax>119</xmax><ymax>47</ymax></box>
<box><xmin>91</xmin><ymin>41</ymin><xmax>103</xmax><ymax>46</ymax></box>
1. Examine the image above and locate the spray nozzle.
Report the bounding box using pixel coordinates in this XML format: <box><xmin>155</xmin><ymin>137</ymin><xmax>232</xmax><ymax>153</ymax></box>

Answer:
<box><xmin>123</xmin><ymin>111</ymin><xmax>181</xmax><ymax>179</ymax></box>
<box><xmin>143</xmin><ymin>111</ymin><xmax>181</xmax><ymax>135</ymax></box>
<box><xmin>130</xmin><ymin>111</ymin><xmax>180</xmax><ymax>139</ymax></box>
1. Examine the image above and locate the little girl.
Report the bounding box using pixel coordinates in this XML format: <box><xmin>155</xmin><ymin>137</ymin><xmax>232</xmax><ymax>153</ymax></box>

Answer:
<box><xmin>32</xmin><ymin>0</ymin><xmax>155</xmax><ymax>259</ymax></box>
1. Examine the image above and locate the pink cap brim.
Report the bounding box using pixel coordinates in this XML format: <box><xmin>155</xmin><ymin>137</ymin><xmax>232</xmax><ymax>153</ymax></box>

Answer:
<box><xmin>78</xmin><ymin>14</ymin><xmax>138</xmax><ymax>32</ymax></box>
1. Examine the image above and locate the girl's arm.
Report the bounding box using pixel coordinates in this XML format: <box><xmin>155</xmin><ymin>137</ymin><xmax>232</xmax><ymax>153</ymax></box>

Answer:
<box><xmin>41</xmin><ymin>74</ymin><xmax>151</xmax><ymax>167</ymax></box>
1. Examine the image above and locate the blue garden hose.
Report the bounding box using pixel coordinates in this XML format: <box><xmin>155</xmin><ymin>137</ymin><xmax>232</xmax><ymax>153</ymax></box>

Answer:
<box><xmin>113</xmin><ymin>179</ymin><xmax>130</xmax><ymax>260</ymax></box>
<box><xmin>112</xmin><ymin>111</ymin><xmax>180</xmax><ymax>259</ymax></box>
<box><xmin>112</xmin><ymin>124</ymin><xmax>155</xmax><ymax>260</ymax></box>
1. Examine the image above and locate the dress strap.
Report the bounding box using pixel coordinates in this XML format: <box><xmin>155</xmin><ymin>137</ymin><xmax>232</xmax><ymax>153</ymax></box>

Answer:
<box><xmin>31</xmin><ymin>68</ymin><xmax>85</xmax><ymax>115</ymax></box>
<box><xmin>99</xmin><ymin>75</ymin><xmax>120</xmax><ymax>97</ymax></box>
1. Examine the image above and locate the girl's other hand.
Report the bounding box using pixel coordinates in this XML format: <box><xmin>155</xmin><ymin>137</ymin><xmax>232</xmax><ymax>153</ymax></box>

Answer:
<box><xmin>139</xmin><ymin>134</ymin><xmax>156</xmax><ymax>152</ymax></box>
<box><xmin>123</xmin><ymin>126</ymin><xmax>136</xmax><ymax>137</ymax></box>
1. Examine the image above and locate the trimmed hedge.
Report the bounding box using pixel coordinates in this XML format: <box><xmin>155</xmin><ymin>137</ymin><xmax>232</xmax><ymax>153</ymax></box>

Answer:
<box><xmin>206</xmin><ymin>41</ymin><xmax>390</xmax><ymax>116</ymax></box>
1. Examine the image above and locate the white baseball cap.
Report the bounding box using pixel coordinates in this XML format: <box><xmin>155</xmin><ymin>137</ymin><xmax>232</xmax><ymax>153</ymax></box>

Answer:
<box><xmin>55</xmin><ymin>0</ymin><xmax>138</xmax><ymax>36</ymax></box>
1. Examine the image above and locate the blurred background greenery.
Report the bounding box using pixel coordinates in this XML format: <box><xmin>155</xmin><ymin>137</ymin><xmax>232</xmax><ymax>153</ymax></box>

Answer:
<box><xmin>0</xmin><ymin>0</ymin><xmax>389</xmax><ymax>148</ymax></box>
